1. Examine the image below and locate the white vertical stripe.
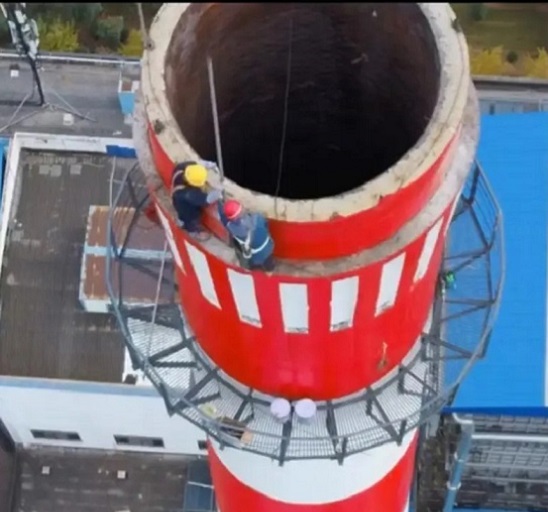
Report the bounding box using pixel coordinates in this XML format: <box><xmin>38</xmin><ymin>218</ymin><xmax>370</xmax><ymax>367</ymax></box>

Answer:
<box><xmin>156</xmin><ymin>208</ymin><xmax>185</xmax><ymax>273</ymax></box>
<box><xmin>227</xmin><ymin>269</ymin><xmax>261</xmax><ymax>327</ymax></box>
<box><xmin>330</xmin><ymin>276</ymin><xmax>360</xmax><ymax>331</ymax></box>
<box><xmin>376</xmin><ymin>253</ymin><xmax>406</xmax><ymax>316</ymax></box>
<box><xmin>402</xmin><ymin>497</ymin><xmax>410</xmax><ymax>512</ymax></box>
<box><xmin>279</xmin><ymin>283</ymin><xmax>309</xmax><ymax>333</ymax></box>
<box><xmin>414</xmin><ymin>217</ymin><xmax>444</xmax><ymax>282</ymax></box>
<box><xmin>184</xmin><ymin>241</ymin><xmax>220</xmax><ymax>308</ymax></box>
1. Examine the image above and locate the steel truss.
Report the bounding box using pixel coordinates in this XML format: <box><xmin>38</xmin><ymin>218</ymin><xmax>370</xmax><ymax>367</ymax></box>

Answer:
<box><xmin>445</xmin><ymin>415</ymin><xmax>548</xmax><ymax>511</ymax></box>
<box><xmin>106</xmin><ymin>161</ymin><xmax>504</xmax><ymax>464</ymax></box>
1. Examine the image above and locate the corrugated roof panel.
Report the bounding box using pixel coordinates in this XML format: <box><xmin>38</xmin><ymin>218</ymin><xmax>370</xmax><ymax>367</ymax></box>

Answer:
<box><xmin>448</xmin><ymin>112</ymin><xmax>548</xmax><ymax>414</ymax></box>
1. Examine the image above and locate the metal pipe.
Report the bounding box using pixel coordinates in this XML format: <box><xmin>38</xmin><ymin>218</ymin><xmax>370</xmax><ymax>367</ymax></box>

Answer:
<box><xmin>472</xmin><ymin>432</ymin><xmax>548</xmax><ymax>444</ymax></box>
<box><xmin>206</xmin><ymin>56</ymin><xmax>225</xmax><ymax>183</ymax></box>
<box><xmin>442</xmin><ymin>414</ymin><xmax>475</xmax><ymax>512</ymax></box>
<box><xmin>0</xmin><ymin>50</ymin><xmax>140</xmax><ymax>66</ymax></box>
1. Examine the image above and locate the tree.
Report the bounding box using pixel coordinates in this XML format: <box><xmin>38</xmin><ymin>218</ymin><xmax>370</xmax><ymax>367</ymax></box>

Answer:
<box><xmin>471</xmin><ymin>3</ymin><xmax>489</xmax><ymax>21</ymax></box>
<box><xmin>470</xmin><ymin>46</ymin><xmax>506</xmax><ymax>76</ymax></box>
<box><xmin>72</xmin><ymin>3</ymin><xmax>103</xmax><ymax>28</ymax></box>
<box><xmin>94</xmin><ymin>16</ymin><xmax>124</xmax><ymax>50</ymax></box>
<box><xmin>119</xmin><ymin>29</ymin><xmax>143</xmax><ymax>57</ymax></box>
<box><xmin>522</xmin><ymin>48</ymin><xmax>548</xmax><ymax>79</ymax></box>
<box><xmin>0</xmin><ymin>16</ymin><xmax>10</xmax><ymax>45</ymax></box>
<box><xmin>36</xmin><ymin>18</ymin><xmax>79</xmax><ymax>53</ymax></box>
<box><xmin>506</xmin><ymin>50</ymin><xmax>519</xmax><ymax>64</ymax></box>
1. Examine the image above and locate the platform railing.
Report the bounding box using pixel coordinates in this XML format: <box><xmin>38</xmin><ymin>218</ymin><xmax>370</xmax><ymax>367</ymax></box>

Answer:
<box><xmin>105</xmin><ymin>160</ymin><xmax>504</xmax><ymax>463</ymax></box>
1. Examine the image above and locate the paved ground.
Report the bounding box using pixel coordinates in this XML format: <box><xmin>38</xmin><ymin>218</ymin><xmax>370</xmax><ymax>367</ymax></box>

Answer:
<box><xmin>0</xmin><ymin>60</ymin><xmax>132</xmax><ymax>137</ymax></box>
<box><xmin>0</xmin><ymin>150</ymin><xmax>132</xmax><ymax>381</ymax></box>
<box><xmin>13</xmin><ymin>447</ymin><xmax>195</xmax><ymax>512</ymax></box>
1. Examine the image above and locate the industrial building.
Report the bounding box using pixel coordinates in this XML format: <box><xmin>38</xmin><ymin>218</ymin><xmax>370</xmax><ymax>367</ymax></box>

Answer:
<box><xmin>428</xmin><ymin>112</ymin><xmax>548</xmax><ymax>512</ymax></box>
<box><xmin>0</xmin><ymin>93</ymin><xmax>543</xmax><ymax>512</ymax></box>
<box><xmin>0</xmin><ymin>9</ymin><xmax>546</xmax><ymax>512</ymax></box>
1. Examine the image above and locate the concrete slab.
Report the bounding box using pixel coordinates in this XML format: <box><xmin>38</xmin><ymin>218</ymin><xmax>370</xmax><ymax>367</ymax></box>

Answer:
<box><xmin>0</xmin><ymin>149</ymin><xmax>134</xmax><ymax>382</ymax></box>
<box><xmin>13</xmin><ymin>446</ymin><xmax>195</xmax><ymax>512</ymax></box>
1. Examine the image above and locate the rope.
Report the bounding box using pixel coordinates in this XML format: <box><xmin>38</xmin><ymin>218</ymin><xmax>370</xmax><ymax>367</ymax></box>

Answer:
<box><xmin>274</xmin><ymin>17</ymin><xmax>294</xmax><ymax>218</ymax></box>
<box><xmin>207</xmin><ymin>56</ymin><xmax>225</xmax><ymax>184</ymax></box>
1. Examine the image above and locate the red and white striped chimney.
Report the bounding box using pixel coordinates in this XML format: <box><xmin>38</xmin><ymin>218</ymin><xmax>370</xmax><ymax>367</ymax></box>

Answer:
<box><xmin>137</xmin><ymin>3</ymin><xmax>478</xmax><ymax>511</ymax></box>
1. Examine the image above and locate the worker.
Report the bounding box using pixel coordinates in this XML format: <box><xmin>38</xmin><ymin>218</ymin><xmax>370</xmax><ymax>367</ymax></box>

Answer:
<box><xmin>218</xmin><ymin>199</ymin><xmax>275</xmax><ymax>271</ymax></box>
<box><xmin>441</xmin><ymin>270</ymin><xmax>457</xmax><ymax>291</ymax></box>
<box><xmin>171</xmin><ymin>161</ymin><xmax>222</xmax><ymax>238</ymax></box>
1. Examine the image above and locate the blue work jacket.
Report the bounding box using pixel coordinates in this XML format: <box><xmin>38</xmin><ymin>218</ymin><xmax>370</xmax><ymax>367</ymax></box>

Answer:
<box><xmin>171</xmin><ymin>162</ymin><xmax>209</xmax><ymax>227</ymax></box>
<box><xmin>218</xmin><ymin>203</ymin><xmax>274</xmax><ymax>266</ymax></box>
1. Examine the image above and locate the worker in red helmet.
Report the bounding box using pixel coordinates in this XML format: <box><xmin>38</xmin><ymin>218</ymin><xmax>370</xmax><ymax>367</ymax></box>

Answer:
<box><xmin>218</xmin><ymin>199</ymin><xmax>275</xmax><ymax>271</ymax></box>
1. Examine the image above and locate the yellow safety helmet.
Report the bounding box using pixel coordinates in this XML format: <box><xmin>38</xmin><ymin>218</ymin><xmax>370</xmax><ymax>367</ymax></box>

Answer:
<box><xmin>184</xmin><ymin>164</ymin><xmax>208</xmax><ymax>187</ymax></box>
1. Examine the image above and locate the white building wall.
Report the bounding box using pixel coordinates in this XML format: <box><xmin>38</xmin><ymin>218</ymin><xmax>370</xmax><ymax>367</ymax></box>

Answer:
<box><xmin>0</xmin><ymin>378</ymin><xmax>206</xmax><ymax>455</ymax></box>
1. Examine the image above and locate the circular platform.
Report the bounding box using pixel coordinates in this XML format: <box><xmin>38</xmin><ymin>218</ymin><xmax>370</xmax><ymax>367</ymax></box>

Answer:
<box><xmin>106</xmin><ymin>160</ymin><xmax>503</xmax><ymax>463</ymax></box>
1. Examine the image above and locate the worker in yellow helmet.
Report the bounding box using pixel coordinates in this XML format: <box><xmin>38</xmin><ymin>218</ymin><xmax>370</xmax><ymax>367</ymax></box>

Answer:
<box><xmin>171</xmin><ymin>160</ymin><xmax>222</xmax><ymax>238</ymax></box>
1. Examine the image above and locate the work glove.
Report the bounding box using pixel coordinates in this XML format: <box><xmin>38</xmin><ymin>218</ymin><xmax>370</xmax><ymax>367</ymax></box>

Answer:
<box><xmin>201</xmin><ymin>160</ymin><xmax>220</xmax><ymax>174</ymax></box>
<box><xmin>206</xmin><ymin>189</ymin><xmax>223</xmax><ymax>204</ymax></box>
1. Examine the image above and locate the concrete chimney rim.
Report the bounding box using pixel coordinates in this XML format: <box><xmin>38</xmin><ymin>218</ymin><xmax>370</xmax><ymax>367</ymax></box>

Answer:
<box><xmin>142</xmin><ymin>3</ymin><xmax>469</xmax><ymax>223</ymax></box>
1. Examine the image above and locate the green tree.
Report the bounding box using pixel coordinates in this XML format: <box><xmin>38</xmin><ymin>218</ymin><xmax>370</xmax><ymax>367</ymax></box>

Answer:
<box><xmin>0</xmin><ymin>16</ymin><xmax>11</xmax><ymax>45</ymax></box>
<box><xmin>36</xmin><ymin>18</ymin><xmax>79</xmax><ymax>52</ymax></box>
<box><xmin>523</xmin><ymin>48</ymin><xmax>548</xmax><ymax>79</ymax></box>
<box><xmin>470</xmin><ymin>47</ymin><xmax>506</xmax><ymax>76</ymax></box>
<box><xmin>94</xmin><ymin>16</ymin><xmax>124</xmax><ymax>50</ymax></box>
<box><xmin>506</xmin><ymin>50</ymin><xmax>519</xmax><ymax>64</ymax></box>
<box><xmin>470</xmin><ymin>3</ymin><xmax>489</xmax><ymax>21</ymax></box>
<box><xmin>72</xmin><ymin>3</ymin><xmax>103</xmax><ymax>28</ymax></box>
<box><xmin>28</xmin><ymin>4</ymin><xmax>76</xmax><ymax>22</ymax></box>
<box><xmin>118</xmin><ymin>29</ymin><xmax>143</xmax><ymax>57</ymax></box>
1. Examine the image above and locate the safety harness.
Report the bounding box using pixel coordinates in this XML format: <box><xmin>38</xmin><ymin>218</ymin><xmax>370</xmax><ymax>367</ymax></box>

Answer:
<box><xmin>229</xmin><ymin>216</ymin><xmax>271</xmax><ymax>260</ymax></box>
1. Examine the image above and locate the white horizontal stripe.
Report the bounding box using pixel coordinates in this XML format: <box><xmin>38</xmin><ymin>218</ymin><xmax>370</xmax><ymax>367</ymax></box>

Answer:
<box><xmin>227</xmin><ymin>269</ymin><xmax>261</xmax><ymax>327</ymax></box>
<box><xmin>376</xmin><ymin>253</ymin><xmax>406</xmax><ymax>316</ymax></box>
<box><xmin>279</xmin><ymin>283</ymin><xmax>309</xmax><ymax>333</ymax></box>
<box><xmin>210</xmin><ymin>429</ymin><xmax>417</xmax><ymax>504</ymax></box>
<box><xmin>414</xmin><ymin>217</ymin><xmax>444</xmax><ymax>282</ymax></box>
<box><xmin>330</xmin><ymin>276</ymin><xmax>360</xmax><ymax>331</ymax></box>
<box><xmin>184</xmin><ymin>241</ymin><xmax>220</xmax><ymax>308</ymax></box>
<box><xmin>156</xmin><ymin>208</ymin><xmax>185</xmax><ymax>273</ymax></box>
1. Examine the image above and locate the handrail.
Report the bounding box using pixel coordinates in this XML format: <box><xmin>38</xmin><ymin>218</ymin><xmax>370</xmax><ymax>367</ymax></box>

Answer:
<box><xmin>442</xmin><ymin>414</ymin><xmax>475</xmax><ymax>512</ymax></box>
<box><xmin>104</xmin><ymin>159</ymin><xmax>505</xmax><ymax>463</ymax></box>
<box><xmin>0</xmin><ymin>49</ymin><xmax>140</xmax><ymax>66</ymax></box>
<box><xmin>0</xmin><ymin>47</ymin><xmax>547</xmax><ymax>90</ymax></box>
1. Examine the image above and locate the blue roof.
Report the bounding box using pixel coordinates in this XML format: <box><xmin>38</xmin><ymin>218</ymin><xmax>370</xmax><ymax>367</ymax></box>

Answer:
<box><xmin>447</xmin><ymin>112</ymin><xmax>548</xmax><ymax>416</ymax></box>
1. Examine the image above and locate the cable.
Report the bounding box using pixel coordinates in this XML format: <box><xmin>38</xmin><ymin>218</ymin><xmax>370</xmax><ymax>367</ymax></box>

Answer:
<box><xmin>207</xmin><ymin>56</ymin><xmax>225</xmax><ymax>184</ymax></box>
<box><xmin>274</xmin><ymin>17</ymin><xmax>294</xmax><ymax>218</ymax></box>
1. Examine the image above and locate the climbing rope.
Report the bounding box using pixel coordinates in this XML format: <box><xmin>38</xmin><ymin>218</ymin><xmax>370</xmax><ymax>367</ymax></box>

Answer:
<box><xmin>274</xmin><ymin>17</ymin><xmax>294</xmax><ymax>219</ymax></box>
<box><xmin>207</xmin><ymin>56</ymin><xmax>225</xmax><ymax>184</ymax></box>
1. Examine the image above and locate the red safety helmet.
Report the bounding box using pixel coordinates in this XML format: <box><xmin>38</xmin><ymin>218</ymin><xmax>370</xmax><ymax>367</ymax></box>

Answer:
<box><xmin>223</xmin><ymin>199</ymin><xmax>242</xmax><ymax>221</ymax></box>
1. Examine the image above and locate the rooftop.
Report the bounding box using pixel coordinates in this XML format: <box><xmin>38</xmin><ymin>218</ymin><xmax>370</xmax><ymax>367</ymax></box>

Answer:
<box><xmin>0</xmin><ymin>149</ymin><xmax>134</xmax><ymax>382</ymax></box>
<box><xmin>446</xmin><ymin>112</ymin><xmax>548</xmax><ymax>415</ymax></box>
<box><xmin>12</xmin><ymin>446</ymin><xmax>194</xmax><ymax>512</ymax></box>
<box><xmin>0</xmin><ymin>60</ymin><xmax>131</xmax><ymax>138</ymax></box>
